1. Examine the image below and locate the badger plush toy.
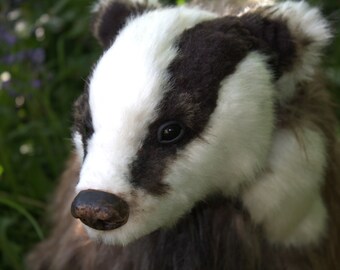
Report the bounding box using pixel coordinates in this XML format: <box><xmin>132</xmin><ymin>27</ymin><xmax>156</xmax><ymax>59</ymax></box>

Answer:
<box><xmin>28</xmin><ymin>0</ymin><xmax>340</xmax><ymax>269</ymax></box>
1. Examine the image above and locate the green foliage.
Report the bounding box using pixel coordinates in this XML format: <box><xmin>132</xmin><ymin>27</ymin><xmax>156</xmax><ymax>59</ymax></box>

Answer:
<box><xmin>0</xmin><ymin>0</ymin><xmax>100</xmax><ymax>268</ymax></box>
<box><xmin>0</xmin><ymin>0</ymin><xmax>339</xmax><ymax>269</ymax></box>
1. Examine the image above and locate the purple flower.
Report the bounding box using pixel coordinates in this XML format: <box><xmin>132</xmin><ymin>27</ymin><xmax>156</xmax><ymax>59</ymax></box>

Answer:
<box><xmin>1</xmin><ymin>48</ymin><xmax>45</xmax><ymax>65</ymax></box>
<box><xmin>2</xmin><ymin>80</ymin><xmax>11</xmax><ymax>90</ymax></box>
<box><xmin>1</xmin><ymin>51</ymin><xmax>25</xmax><ymax>64</ymax></box>
<box><xmin>28</xmin><ymin>48</ymin><xmax>45</xmax><ymax>64</ymax></box>
<box><xmin>0</xmin><ymin>26</ymin><xmax>17</xmax><ymax>45</ymax></box>
<box><xmin>31</xmin><ymin>79</ymin><xmax>42</xmax><ymax>89</ymax></box>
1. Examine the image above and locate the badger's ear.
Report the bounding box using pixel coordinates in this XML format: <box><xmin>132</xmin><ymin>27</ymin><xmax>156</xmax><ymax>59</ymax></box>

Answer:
<box><xmin>239</xmin><ymin>1</ymin><xmax>332</xmax><ymax>100</ymax></box>
<box><xmin>91</xmin><ymin>0</ymin><xmax>154</xmax><ymax>48</ymax></box>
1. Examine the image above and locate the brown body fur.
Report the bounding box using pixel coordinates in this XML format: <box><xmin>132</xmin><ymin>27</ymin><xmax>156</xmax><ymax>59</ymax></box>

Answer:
<box><xmin>27</xmin><ymin>77</ymin><xmax>340</xmax><ymax>270</ymax></box>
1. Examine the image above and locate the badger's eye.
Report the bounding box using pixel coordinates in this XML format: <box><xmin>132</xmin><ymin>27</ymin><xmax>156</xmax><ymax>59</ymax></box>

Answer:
<box><xmin>157</xmin><ymin>121</ymin><xmax>184</xmax><ymax>144</ymax></box>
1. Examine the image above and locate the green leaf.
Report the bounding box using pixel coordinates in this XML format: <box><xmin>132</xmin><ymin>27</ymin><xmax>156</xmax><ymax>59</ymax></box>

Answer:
<box><xmin>0</xmin><ymin>197</ymin><xmax>44</xmax><ymax>240</ymax></box>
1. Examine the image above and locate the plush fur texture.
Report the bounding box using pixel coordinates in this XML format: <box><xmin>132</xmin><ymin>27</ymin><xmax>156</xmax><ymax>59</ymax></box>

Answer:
<box><xmin>27</xmin><ymin>0</ymin><xmax>340</xmax><ymax>269</ymax></box>
<box><xmin>256</xmin><ymin>1</ymin><xmax>333</xmax><ymax>101</ymax></box>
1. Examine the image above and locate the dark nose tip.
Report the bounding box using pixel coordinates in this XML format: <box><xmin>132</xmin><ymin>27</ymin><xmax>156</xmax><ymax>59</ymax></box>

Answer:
<box><xmin>71</xmin><ymin>189</ymin><xmax>129</xmax><ymax>231</ymax></box>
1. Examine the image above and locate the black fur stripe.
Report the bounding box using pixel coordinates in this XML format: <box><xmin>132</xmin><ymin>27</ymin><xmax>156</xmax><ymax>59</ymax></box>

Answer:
<box><xmin>128</xmin><ymin>15</ymin><xmax>296</xmax><ymax>195</ymax></box>
<box><xmin>129</xmin><ymin>17</ymin><xmax>257</xmax><ymax>195</ymax></box>
<box><xmin>240</xmin><ymin>13</ymin><xmax>296</xmax><ymax>79</ymax></box>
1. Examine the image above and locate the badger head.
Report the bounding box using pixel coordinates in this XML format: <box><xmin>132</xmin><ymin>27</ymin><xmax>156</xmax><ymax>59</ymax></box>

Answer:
<box><xmin>71</xmin><ymin>0</ymin><xmax>331</xmax><ymax>245</ymax></box>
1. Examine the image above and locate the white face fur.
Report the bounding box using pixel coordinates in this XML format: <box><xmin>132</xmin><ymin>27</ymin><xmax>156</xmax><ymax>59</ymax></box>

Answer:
<box><xmin>73</xmin><ymin>1</ymin><xmax>330</xmax><ymax>247</ymax></box>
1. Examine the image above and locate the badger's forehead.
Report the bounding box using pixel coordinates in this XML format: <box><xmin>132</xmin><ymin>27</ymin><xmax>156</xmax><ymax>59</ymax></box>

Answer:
<box><xmin>89</xmin><ymin>7</ymin><xmax>216</xmax><ymax>132</ymax></box>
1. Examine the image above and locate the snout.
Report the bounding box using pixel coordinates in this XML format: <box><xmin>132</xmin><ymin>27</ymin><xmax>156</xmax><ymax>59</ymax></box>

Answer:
<box><xmin>71</xmin><ymin>189</ymin><xmax>129</xmax><ymax>231</ymax></box>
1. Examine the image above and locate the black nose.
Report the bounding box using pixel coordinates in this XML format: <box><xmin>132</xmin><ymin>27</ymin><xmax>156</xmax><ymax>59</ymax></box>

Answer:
<box><xmin>71</xmin><ymin>189</ymin><xmax>129</xmax><ymax>231</ymax></box>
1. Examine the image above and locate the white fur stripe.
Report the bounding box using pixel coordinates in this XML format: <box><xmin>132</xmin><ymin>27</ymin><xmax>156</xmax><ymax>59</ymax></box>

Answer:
<box><xmin>265</xmin><ymin>1</ymin><xmax>332</xmax><ymax>101</ymax></box>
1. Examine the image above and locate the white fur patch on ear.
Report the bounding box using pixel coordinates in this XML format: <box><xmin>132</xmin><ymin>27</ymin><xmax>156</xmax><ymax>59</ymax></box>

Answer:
<box><xmin>92</xmin><ymin>0</ymin><xmax>160</xmax><ymax>13</ymax></box>
<box><xmin>142</xmin><ymin>0</ymin><xmax>160</xmax><ymax>6</ymax></box>
<box><xmin>262</xmin><ymin>1</ymin><xmax>332</xmax><ymax>101</ymax></box>
<box><xmin>190</xmin><ymin>0</ymin><xmax>275</xmax><ymax>15</ymax></box>
<box><xmin>92</xmin><ymin>0</ymin><xmax>114</xmax><ymax>13</ymax></box>
<box><xmin>242</xmin><ymin>128</ymin><xmax>328</xmax><ymax>246</ymax></box>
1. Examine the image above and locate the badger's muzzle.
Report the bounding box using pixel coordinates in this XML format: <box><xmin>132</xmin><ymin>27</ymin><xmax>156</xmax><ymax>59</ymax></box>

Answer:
<box><xmin>71</xmin><ymin>189</ymin><xmax>129</xmax><ymax>231</ymax></box>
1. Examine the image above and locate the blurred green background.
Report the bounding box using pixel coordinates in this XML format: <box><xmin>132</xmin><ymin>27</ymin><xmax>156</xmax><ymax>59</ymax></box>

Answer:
<box><xmin>0</xmin><ymin>0</ymin><xmax>339</xmax><ymax>269</ymax></box>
